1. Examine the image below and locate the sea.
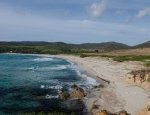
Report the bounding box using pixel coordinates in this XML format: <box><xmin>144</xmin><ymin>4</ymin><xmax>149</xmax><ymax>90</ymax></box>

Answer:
<box><xmin>0</xmin><ymin>54</ymin><xmax>97</xmax><ymax>114</ymax></box>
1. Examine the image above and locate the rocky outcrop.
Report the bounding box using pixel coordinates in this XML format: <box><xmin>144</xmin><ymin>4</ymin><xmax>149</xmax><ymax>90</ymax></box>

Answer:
<box><xmin>70</xmin><ymin>84</ymin><xmax>86</xmax><ymax>99</ymax></box>
<box><xmin>126</xmin><ymin>69</ymin><xmax>150</xmax><ymax>90</ymax></box>
<box><xmin>58</xmin><ymin>84</ymin><xmax>86</xmax><ymax>101</ymax></box>
<box><xmin>58</xmin><ymin>90</ymin><xmax>70</xmax><ymax>101</ymax></box>
<box><xmin>96</xmin><ymin>110</ymin><xmax>130</xmax><ymax>115</ymax></box>
<box><xmin>58</xmin><ymin>85</ymin><xmax>86</xmax><ymax>113</ymax></box>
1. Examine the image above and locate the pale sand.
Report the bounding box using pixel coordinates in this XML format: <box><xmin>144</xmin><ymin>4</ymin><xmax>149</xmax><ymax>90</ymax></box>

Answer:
<box><xmin>52</xmin><ymin>55</ymin><xmax>150</xmax><ymax>115</ymax></box>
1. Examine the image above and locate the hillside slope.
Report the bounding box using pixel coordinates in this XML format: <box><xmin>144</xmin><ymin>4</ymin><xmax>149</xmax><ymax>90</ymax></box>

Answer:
<box><xmin>134</xmin><ymin>41</ymin><xmax>150</xmax><ymax>48</ymax></box>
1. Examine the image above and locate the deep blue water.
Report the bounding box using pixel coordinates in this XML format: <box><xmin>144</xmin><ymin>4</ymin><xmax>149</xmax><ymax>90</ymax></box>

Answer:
<box><xmin>0</xmin><ymin>54</ymin><xmax>96</xmax><ymax>114</ymax></box>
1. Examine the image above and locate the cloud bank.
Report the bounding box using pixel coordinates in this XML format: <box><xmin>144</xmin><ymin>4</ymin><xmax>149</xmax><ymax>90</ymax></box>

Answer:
<box><xmin>137</xmin><ymin>7</ymin><xmax>150</xmax><ymax>18</ymax></box>
<box><xmin>89</xmin><ymin>0</ymin><xmax>108</xmax><ymax>18</ymax></box>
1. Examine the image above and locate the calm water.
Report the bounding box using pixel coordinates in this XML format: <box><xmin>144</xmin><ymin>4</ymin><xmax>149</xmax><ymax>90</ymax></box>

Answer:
<box><xmin>0</xmin><ymin>54</ymin><xmax>96</xmax><ymax>114</ymax></box>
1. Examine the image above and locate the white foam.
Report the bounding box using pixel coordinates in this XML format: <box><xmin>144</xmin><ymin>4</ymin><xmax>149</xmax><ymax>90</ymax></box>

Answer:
<box><xmin>46</xmin><ymin>79</ymin><xmax>59</xmax><ymax>84</ymax></box>
<box><xmin>52</xmin><ymin>65</ymin><xmax>67</xmax><ymax>70</ymax></box>
<box><xmin>41</xmin><ymin>85</ymin><xmax>45</xmax><ymax>89</ymax></box>
<box><xmin>27</xmin><ymin>67</ymin><xmax>35</xmax><ymax>70</ymax></box>
<box><xmin>36</xmin><ymin>65</ymin><xmax>67</xmax><ymax>71</ymax></box>
<box><xmin>76</xmin><ymin>70</ymin><xmax>97</xmax><ymax>86</ymax></box>
<box><xmin>45</xmin><ymin>94</ymin><xmax>58</xmax><ymax>99</ymax></box>
<box><xmin>33</xmin><ymin>57</ymin><xmax>53</xmax><ymax>62</ymax></box>
<box><xmin>40</xmin><ymin>85</ymin><xmax>62</xmax><ymax>90</ymax></box>
<box><xmin>47</xmin><ymin>85</ymin><xmax>62</xmax><ymax>90</ymax></box>
<box><xmin>84</xmin><ymin>75</ymin><xmax>97</xmax><ymax>85</ymax></box>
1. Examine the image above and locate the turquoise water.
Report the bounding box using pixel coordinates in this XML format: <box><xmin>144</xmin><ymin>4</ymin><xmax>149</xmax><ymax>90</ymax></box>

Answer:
<box><xmin>0</xmin><ymin>54</ymin><xmax>96</xmax><ymax>114</ymax></box>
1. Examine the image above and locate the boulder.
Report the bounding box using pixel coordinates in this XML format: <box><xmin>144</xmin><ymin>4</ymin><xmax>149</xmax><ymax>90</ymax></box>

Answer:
<box><xmin>58</xmin><ymin>90</ymin><xmax>70</xmax><ymax>101</ymax></box>
<box><xmin>70</xmin><ymin>85</ymin><xmax>86</xmax><ymax>99</ymax></box>
<box><xmin>58</xmin><ymin>84</ymin><xmax>86</xmax><ymax>100</ymax></box>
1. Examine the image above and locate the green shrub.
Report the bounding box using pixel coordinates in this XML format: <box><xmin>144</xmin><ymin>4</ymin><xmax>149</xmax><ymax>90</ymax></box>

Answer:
<box><xmin>113</xmin><ymin>56</ymin><xmax>150</xmax><ymax>62</ymax></box>
<box><xmin>145</xmin><ymin>62</ymin><xmax>150</xmax><ymax>67</ymax></box>
<box><xmin>80</xmin><ymin>54</ymin><xmax>88</xmax><ymax>58</ymax></box>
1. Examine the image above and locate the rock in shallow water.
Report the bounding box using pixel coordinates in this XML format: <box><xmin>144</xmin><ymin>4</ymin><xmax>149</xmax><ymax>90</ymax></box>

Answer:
<box><xmin>58</xmin><ymin>85</ymin><xmax>87</xmax><ymax>114</ymax></box>
<box><xmin>70</xmin><ymin>86</ymin><xmax>86</xmax><ymax>99</ymax></box>
<box><xmin>58</xmin><ymin>84</ymin><xmax>86</xmax><ymax>101</ymax></box>
<box><xmin>58</xmin><ymin>90</ymin><xmax>70</xmax><ymax>101</ymax></box>
<box><xmin>60</xmin><ymin>99</ymin><xmax>85</xmax><ymax>112</ymax></box>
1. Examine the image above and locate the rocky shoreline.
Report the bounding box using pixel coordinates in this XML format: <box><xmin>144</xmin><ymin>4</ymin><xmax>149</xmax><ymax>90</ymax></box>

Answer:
<box><xmin>56</xmin><ymin>83</ymin><xmax>132</xmax><ymax>115</ymax></box>
<box><xmin>53</xmin><ymin>55</ymin><xmax>150</xmax><ymax>115</ymax></box>
<box><xmin>18</xmin><ymin>54</ymin><xmax>150</xmax><ymax>115</ymax></box>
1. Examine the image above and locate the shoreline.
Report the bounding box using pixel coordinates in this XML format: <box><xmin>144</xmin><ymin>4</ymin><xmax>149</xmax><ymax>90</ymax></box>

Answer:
<box><xmin>52</xmin><ymin>54</ymin><xmax>150</xmax><ymax>115</ymax></box>
<box><xmin>2</xmin><ymin>53</ymin><xmax>150</xmax><ymax>114</ymax></box>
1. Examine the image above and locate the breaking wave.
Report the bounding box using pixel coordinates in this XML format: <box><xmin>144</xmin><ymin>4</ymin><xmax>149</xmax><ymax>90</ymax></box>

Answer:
<box><xmin>33</xmin><ymin>57</ymin><xmax>53</xmax><ymax>62</ymax></box>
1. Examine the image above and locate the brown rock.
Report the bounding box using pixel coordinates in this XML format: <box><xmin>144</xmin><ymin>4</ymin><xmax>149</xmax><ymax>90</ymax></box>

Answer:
<box><xmin>58</xmin><ymin>85</ymin><xmax>86</xmax><ymax>100</ymax></box>
<box><xmin>58</xmin><ymin>91</ymin><xmax>70</xmax><ymax>101</ymax></box>
<box><xmin>118</xmin><ymin>110</ymin><xmax>128</xmax><ymax>115</ymax></box>
<box><xmin>70</xmin><ymin>85</ymin><xmax>86</xmax><ymax>99</ymax></box>
<box><xmin>97</xmin><ymin>110</ymin><xmax>108</xmax><ymax>115</ymax></box>
<box><xmin>96</xmin><ymin>110</ymin><xmax>130</xmax><ymax>115</ymax></box>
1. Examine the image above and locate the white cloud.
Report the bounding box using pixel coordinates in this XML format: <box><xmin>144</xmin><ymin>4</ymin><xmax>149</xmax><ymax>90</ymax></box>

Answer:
<box><xmin>89</xmin><ymin>0</ymin><xmax>108</xmax><ymax>18</ymax></box>
<box><xmin>137</xmin><ymin>7</ymin><xmax>150</xmax><ymax>18</ymax></box>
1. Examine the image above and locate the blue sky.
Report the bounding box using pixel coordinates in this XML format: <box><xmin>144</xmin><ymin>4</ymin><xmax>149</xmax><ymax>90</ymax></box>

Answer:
<box><xmin>0</xmin><ymin>0</ymin><xmax>150</xmax><ymax>45</ymax></box>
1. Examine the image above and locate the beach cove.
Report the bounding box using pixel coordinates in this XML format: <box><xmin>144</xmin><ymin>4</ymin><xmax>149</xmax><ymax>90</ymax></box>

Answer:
<box><xmin>0</xmin><ymin>53</ymin><xmax>150</xmax><ymax>115</ymax></box>
<box><xmin>54</xmin><ymin>54</ymin><xmax>150</xmax><ymax>115</ymax></box>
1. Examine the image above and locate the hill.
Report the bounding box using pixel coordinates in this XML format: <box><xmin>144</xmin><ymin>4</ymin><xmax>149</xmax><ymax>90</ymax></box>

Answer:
<box><xmin>0</xmin><ymin>41</ymin><xmax>130</xmax><ymax>53</ymax></box>
<box><xmin>134</xmin><ymin>41</ymin><xmax>150</xmax><ymax>48</ymax></box>
<box><xmin>76</xmin><ymin>42</ymin><xmax>130</xmax><ymax>51</ymax></box>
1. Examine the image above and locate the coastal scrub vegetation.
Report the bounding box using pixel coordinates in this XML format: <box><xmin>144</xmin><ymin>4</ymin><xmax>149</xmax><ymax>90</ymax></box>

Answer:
<box><xmin>0</xmin><ymin>41</ymin><xmax>130</xmax><ymax>54</ymax></box>
<box><xmin>79</xmin><ymin>54</ymin><xmax>150</xmax><ymax>67</ymax></box>
<box><xmin>113</xmin><ymin>55</ymin><xmax>150</xmax><ymax>62</ymax></box>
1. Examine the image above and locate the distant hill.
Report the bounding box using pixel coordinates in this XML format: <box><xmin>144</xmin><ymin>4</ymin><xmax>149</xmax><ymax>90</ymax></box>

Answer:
<box><xmin>134</xmin><ymin>41</ymin><xmax>150</xmax><ymax>48</ymax></box>
<box><xmin>75</xmin><ymin>42</ymin><xmax>130</xmax><ymax>51</ymax></box>
<box><xmin>0</xmin><ymin>41</ymin><xmax>150</xmax><ymax>54</ymax></box>
<box><xmin>0</xmin><ymin>41</ymin><xmax>66</xmax><ymax>46</ymax></box>
<box><xmin>0</xmin><ymin>41</ymin><xmax>130</xmax><ymax>52</ymax></box>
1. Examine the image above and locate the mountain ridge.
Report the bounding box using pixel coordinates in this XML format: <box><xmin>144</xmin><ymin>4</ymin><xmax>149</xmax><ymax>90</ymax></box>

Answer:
<box><xmin>0</xmin><ymin>41</ymin><xmax>149</xmax><ymax>54</ymax></box>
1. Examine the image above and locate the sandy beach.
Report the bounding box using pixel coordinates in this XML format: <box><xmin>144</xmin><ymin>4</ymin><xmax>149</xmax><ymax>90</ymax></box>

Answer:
<box><xmin>52</xmin><ymin>55</ymin><xmax>150</xmax><ymax>115</ymax></box>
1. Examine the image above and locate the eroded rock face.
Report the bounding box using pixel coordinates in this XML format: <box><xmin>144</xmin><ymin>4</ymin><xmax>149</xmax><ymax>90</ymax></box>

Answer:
<box><xmin>126</xmin><ymin>69</ymin><xmax>150</xmax><ymax>90</ymax></box>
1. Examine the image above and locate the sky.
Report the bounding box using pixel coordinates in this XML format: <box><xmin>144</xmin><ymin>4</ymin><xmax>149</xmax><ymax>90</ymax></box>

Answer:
<box><xmin>0</xmin><ymin>0</ymin><xmax>150</xmax><ymax>45</ymax></box>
